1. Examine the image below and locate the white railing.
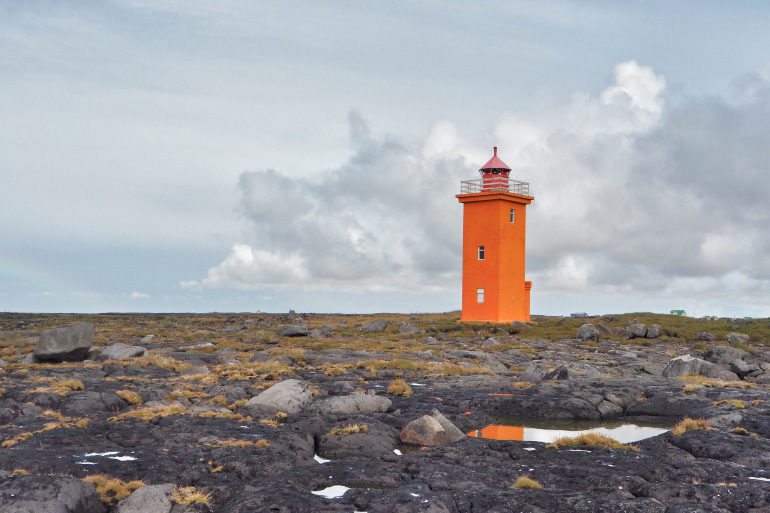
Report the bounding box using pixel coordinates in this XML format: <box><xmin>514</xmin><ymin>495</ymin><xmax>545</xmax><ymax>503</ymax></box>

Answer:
<box><xmin>460</xmin><ymin>177</ymin><xmax>530</xmax><ymax>195</ymax></box>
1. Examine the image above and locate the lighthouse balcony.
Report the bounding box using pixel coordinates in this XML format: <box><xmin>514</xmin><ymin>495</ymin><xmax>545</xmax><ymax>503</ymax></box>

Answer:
<box><xmin>460</xmin><ymin>177</ymin><xmax>530</xmax><ymax>195</ymax></box>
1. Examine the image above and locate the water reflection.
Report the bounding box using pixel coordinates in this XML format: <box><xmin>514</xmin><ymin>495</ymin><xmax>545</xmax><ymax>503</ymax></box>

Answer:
<box><xmin>468</xmin><ymin>418</ymin><xmax>670</xmax><ymax>444</ymax></box>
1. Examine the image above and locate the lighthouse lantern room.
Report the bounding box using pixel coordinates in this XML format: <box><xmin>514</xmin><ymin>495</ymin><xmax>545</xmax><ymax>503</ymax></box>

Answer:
<box><xmin>456</xmin><ymin>147</ymin><xmax>533</xmax><ymax>323</ymax></box>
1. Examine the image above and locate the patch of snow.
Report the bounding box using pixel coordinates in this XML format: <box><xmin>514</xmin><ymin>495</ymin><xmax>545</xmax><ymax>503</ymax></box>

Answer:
<box><xmin>393</xmin><ymin>449</ymin><xmax>402</xmax><ymax>455</ymax></box>
<box><xmin>749</xmin><ymin>477</ymin><xmax>770</xmax><ymax>482</ymax></box>
<box><xmin>84</xmin><ymin>451</ymin><xmax>119</xmax><ymax>457</ymax></box>
<box><xmin>314</xmin><ymin>454</ymin><xmax>331</xmax><ymax>464</ymax></box>
<box><xmin>410</xmin><ymin>493</ymin><xmax>421</xmax><ymax>497</ymax></box>
<box><xmin>108</xmin><ymin>456</ymin><xmax>137</xmax><ymax>461</ymax></box>
<box><xmin>523</xmin><ymin>447</ymin><xmax>536</xmax><ymax>451</ymax></box>
<box><xmin>311</xmin><ymin>485</ymin><xmax>350</xmax><ymax>499</ymax></box>
<box><xmin>75</xmin><ymin>461</ymin><xmax>98</xmax><ymax>465</ymax></box>
<box><xmin>566</xmin><ymin>449</ymin><xmax>592</xmax><ymax>453</ymax></box>
<box><xmin>409</xmin><ymin>383</ymin><xmax>426</xmax><ymax>386</ymax></box>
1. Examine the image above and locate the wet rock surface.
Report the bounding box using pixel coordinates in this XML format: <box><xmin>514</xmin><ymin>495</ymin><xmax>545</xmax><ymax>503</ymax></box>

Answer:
<box><xmin>2</xmin><ymin>312</ymin><xmax>770</xmax><ymax>512</ymax></box>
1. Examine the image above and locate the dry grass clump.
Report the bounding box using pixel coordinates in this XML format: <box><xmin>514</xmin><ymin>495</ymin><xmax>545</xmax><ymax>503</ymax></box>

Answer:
<box><xmin>133</xmin><ymin>355</ymin><xmax>191</xmax><ymax>372</ymax></box>
<box><xmin>671</xmin><ymin>417</ymin><xmax>714</xmax><ymax>436</ymax></box>
<box><xmin>109</xmin><ymin>404</ymin><xmax>186</xmax><ymax>422</ymax></box>
<box><xmin>510</xmin><ymin>476</ymin><xmax>543</xmax><ymax>489</ymax></box>
<box><xmin>321</xmin><ymin>363</ymin><xmax>350</xmax><ymax>377</ymax></box>
<box><xmin>387</xmin><ymin>378</ymin><xmax>413</xmax><ymax>397</ymax></box>
<box><xmin>0</xmin><ymin>387</ymin><xmax>5</xmax><ymax>398</ymax></box>
<box><xmin>546</xmin><ymin>433</ymin><xmax>637</xmax><ymax>451</ymax></box>
<box><xmin>82</xmin><ymin>474</ymin><xmax>146</xmax><ymax>505</ymax></box>
<box><xmin>425</xmin><ymin>364</ymin><xmax>494</xmax><ymax>377</ymax></box>
<box><xmin>357</xmin><ymin>359</ymin><xmax>429</xmax><ymax>371</ymax></box>
<box><xmin>677</xmin><ymin>375</ymin><xmax>756</xmax><ymax>389</ymax></box>
<box><xmin>714</xmin><ymin>399</ymin><xmax>746</xmax><ymax>408</ymax></box>
<box><xmin>513</xmin><ymin>381</ymin><xmax>535</xmax><ymax>390</ymax></box>
<box><xmin>328</xmin><ymin>423</ymin><xmax>368</xmax><ymax>435</ymax></box>
<box><xmin>179</xmin><ymin>372</ymin><xmax>218</xmax><ymax>384</ymax></box>
<box><xmin>682</xmin><ymin>384</ymin><xmax>703</xmax><ymax>394</ymax></box>
<box><xmin>165</xmin><ymin>388</ymin><xmax>208</xmax><ymax>401</ymax></box>
<box><xmin>29</xmin><ymin>378</ymin><xmax>84</xmax><ymax>395</ymax></box>
<box><xmin>9</xmin><ymin>468</ymin><xmax>28</xmax><ymax>477</ymax></box>
<box><xmin>116</xmin><ymin>390</ymin><xmax>143</xmax><ymax>405</ymax></box>
<box><xmin>171</xmin><ymin>486</ymin><xmax>212</xmax><ymax>506</ymax></box>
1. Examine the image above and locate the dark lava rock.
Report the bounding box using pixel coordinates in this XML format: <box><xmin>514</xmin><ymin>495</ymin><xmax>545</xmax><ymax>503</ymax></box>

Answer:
<box><xmin>34</xmin><ymin>322</ymin><xmax>95</xmax><ymax>362</ymax></box>
<box><xmin>0</xmin><ymin>475</ymin><xmax>105</xmax><ymax>513</ymax></box>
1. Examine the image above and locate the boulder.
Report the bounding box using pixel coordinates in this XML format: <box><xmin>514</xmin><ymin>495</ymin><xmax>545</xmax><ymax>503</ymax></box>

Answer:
<box><xmin>520</xmin><ymin>362</ymin><xmax>549</xmax><ymax>383</ymax></box>
<box><xmin>704</xmin><ymin>346</ymin><xmax>748</xmax><ymax>365</ymax></box>
<box><xmin>576</xmin><ymin>324</ymin><xmax>599</xmax><ymax>341</ymax></box>
<box><xmin>308</xmin><ymin>394</ymin><xmax>391</xmax><ymax>414</ymax></box>
<box><xmin>60</xmin><ymin>391</ymin><xmax>128</xmax><ymax>417</ymax></box>
<box><xmin>138</xmin><ymin>335</ymin><xmax>155</xmax><ymax>345</ymax></box>
<box><xmin>276</xmin><ymin>322</ymin><xmax>308</xmax><ymax>337</ymax></box>
<box><xmin>366</xmin><ymin>319</ymin><xmax>389</xmax><ymax>332</ymax></box>
<box><xmin>726</xmin><ymin>333</ymin><xmax>750</xmax><ymax>346</ymax></box>
<box><xmin>398</xmin><ymin>322</ymin><xmax>420</xmax><ymax>335</ymax></box>
<box><xmin>645</xmin><ymin>325</ymin><xmax>662</xmax><ymax>339</ymax></box>
<box><xmin>400</xmin><ymin>409</ymin><xmax>465</xmax><ymax>446</ymax></box>
<box><xmin>661</xmin><ymin>354</ymin><xmax>734</xmax><ymax>380</ymax></box>
<box><xmin>115</xmin><ymin>484</ymin><xmax>175</xmax><ymax>513</ymax></box>
<box><xmin>595</xmin><ymin>323</ymin><xmax>613</xmax><ymax>335</ymax></box>
<box><xmin>697</xmin><ymin>332</ymin><xmax>717</xmax><ymax>341</ymax></box>
<box><xmin>179</xmin><ymin>342</ymin><xmax>215</xmax><ymax>352</ymax></box>
<box><xmin>244</xmin><ymin>379</ymin><xmax>313</xmax><ymax>414</ymax></box>
<box><xmin>481</xmin><ymin>337</ymin><xmax>500</xmax><ymax>348</ymax></box>
<box><xmin>730</xmin><ymin>358</ymin><xmax>759</xmax><ymax>379</ymax></box>
<box><xmin>18</xmin><ymin>353</ymin><xmax>40</xmax><ymax>364</ymax></box>
<box><xmin>0</xmin><ymin>475</ymin><xmax>105</xmax><ymax>513</ymax></box>
<box><xmin>96</xmin><ymin>343</ymin><xmax>148</xmax><ymax>361</ymax></box>
<box><xmin>627</xmin><ymin>323</ymin><xmax>648</xmax><ymax>338</ymax></box>
<box><xmin>317</xmin><ymin>421</ymin><xmax>399</xmax><ymax>459</ymax></box>
<box><xmin>34</xmin><ymin>322</ymin><xmax>95</xmax><ymax>362</ymax></box>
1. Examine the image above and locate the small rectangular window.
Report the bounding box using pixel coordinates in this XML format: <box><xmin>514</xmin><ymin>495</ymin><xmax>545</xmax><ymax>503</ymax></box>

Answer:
<box><xmin>477</xmin><ymin>288</ymin><xmax>484</xmax><ymax>303</ymax></box>
<box><xmin>510</xmin><ymin>208</ymin><xmax>515</xmax><ymax>223</ymax></box>
<box><xmin>478</xmin><ymin>246</ymin><xmax>485</xmax><ymax>260</ymax></box>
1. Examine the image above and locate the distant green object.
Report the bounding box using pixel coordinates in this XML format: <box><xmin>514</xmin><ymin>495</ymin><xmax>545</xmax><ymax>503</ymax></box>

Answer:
<box><xmin>669</xmin><ymin>310</ymin><xmax>687</xmax><ymax>316</ymax></box>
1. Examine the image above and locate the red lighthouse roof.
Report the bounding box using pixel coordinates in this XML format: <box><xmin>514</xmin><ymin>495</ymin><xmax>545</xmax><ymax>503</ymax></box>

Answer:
<box><xmin>480</xmin><ymin>147</ymin><xmax>511</xmax><ymax>171</ymax></box>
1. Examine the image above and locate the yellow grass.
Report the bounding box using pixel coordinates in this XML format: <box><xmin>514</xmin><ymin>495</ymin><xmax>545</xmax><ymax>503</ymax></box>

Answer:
<box><xmin>513</xmin><ymin>381</ymin><xmax>535</xmax><ymax>389</ymax></box>
<box><xmin>171</xmin><ymin>487</ymin><xmax>213</xmax><ymax>505</ymax></box>
<box><xmin>510</xmin><ymin>476</ymin><xmax>543</xmax><ymax>489</ymax></box>
<box><xmin>208</xmin><ymin>438</ymin><xmax>269</xmax><ymax>448</ymax></box>
<box><xmin>82</xmin><ymin>474</ymin><xmax>146</xmax><ymax>505</ymax></box>
<box><xmin>387</xmin><ymin>378</ymin><xmax>413</xmax><ymax>396</ymax></box>
<box><xmin>671</xmin><ymin>417</ymin><xmax>714</xmax><ymax>436</ymax></box>
<box><xmin>714</xmin><ymin>399</ymin><xmax>745</xmax><ymax>408</ymax></box>
<box><xmin>677</xmin><ymin>375</ymin><xmax>756</xmax><ymax>389</ymax></box>
<box><xmin>546</xmin><ymin>432</ymin><xmax>637</xmax><ymax>451</ymax></box>
<box><xmin>328</xmin><ymin>423</ymin><xmax>368</xmax><ymax>435</ymax></box>
<box><xmin>116</xmin><ymin>390</ymin><xmax>143</xmax><ymax>405</ymax></box>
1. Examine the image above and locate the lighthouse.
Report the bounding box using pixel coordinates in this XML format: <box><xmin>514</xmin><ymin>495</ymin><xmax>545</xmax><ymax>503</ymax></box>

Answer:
<box><xmin>456</xmin><ymin>147</ymin><xmax>533</xmax><ymax>323</ymax></box>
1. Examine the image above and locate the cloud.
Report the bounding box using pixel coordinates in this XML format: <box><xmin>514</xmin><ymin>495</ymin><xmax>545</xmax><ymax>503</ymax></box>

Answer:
<box><xmin>185</xmin><ymin>61</ymin><xmax>770</xmax><ymax>312</ymax></box>
<box><xmin>129</xmin><ymin>291</ymin><xmax>151</xmax><ymax>299</ymax></box>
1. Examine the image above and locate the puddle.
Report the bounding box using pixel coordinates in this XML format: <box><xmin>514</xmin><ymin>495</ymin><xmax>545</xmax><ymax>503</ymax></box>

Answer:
<box><xmin>311</xmin><ymin>485</ymin><xmax>350</xmax><ymax>499</ymax></box>
<box><xmin>468</xmin><ymin>418</ymin><xmax>671</xmax><ymax>444</ymax></box>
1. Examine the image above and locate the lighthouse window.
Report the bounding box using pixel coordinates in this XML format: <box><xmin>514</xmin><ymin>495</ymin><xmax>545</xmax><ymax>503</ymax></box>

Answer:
<box><xmin>477</xmin><ymin>288</ymin><xmax>484</xmax><ymax>303</ymax></box>
<box><xmin>510</xmin><ymin>209</ymin><xmax>515</xmax><ymax>223</ymax></box>
<box><xmin>478</xmin><ymin>246</ymin><xmax>485</xmax><ymax>260</ymax></box>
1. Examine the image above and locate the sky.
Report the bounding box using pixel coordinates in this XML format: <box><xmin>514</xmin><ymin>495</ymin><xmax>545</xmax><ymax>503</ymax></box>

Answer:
<box><xmin>2</xmin><ymin>0</ymin><xmax>770</xmax><ymax>317</ymax></box>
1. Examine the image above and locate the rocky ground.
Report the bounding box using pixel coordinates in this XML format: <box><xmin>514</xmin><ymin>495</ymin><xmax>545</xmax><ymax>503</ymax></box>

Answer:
<box><xmin>1</xmin><ymin>312</ymin><xmax>770</xmax><ymax>512</ymax></box>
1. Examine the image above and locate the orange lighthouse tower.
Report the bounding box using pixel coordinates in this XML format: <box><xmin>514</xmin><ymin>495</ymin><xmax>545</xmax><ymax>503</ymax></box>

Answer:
<box><xmin>456</xmin><ymin>147</ymin><xmax>534</xmax><ymax>323</ymax></box>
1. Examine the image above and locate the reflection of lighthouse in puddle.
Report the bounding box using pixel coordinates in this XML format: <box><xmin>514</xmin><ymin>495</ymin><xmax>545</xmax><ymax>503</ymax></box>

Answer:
<box><xmin>469</xmin><ymin>424</ymin><xmax>524</xmax><ymax>441</ymax></box>
<box><xmin>468</xmin><ymin>423</ymin><xmax>669</xmax><ymax>444</ymax></box>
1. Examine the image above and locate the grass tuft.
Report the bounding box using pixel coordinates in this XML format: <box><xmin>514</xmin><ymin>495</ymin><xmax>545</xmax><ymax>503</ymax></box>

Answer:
<box><xmin>714</xmin><ymin>399</ymin><xmax>745</xmax><ymax>408</ymax></box>
<box><xmin>328</xmin><ymin>423</ymin><xmax>368</xmax><ymax>435</ymax></box>
<box><xmin>510</xmin><ymin>476</ymin><xmax>543</xmax><ymax>489</ymax></box>
<box><xmin>387</xmin><ymin>378</ymin><xmax>413</xmax><ymax>396</ymax></box>
<box><xmin>171</xmin><ymin>486</ymin><xmax>213</xmax><ymax>506</ymax></box>
<box><xmin>116</xmin><ymin>390</ymin><xmax>143</xmax><ymax>405</ymax></box>
<box><xmin>546</xmin><ymin>432</ymin><xmax>637</xmax><ymax>451</ymax></box>
<box><xmin>671</xmin><ymin>417</ymin><xmax>714</xmax><ymax>436</ymax></box>
<box><xmin>82</xmin><ymin>474</ymin><xmax>145</xmax><ymax>505</ymax></box>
